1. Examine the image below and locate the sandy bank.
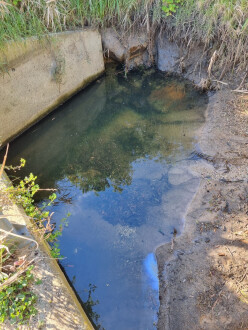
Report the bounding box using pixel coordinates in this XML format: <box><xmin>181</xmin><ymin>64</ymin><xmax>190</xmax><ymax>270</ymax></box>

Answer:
<box><xmin>157</xmin><ymin>90</ymin><xmax>248</xmax><ymax>329</ymax></box>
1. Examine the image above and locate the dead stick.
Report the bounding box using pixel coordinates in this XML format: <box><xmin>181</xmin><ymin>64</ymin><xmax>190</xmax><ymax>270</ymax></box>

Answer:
<box><xmin>0</xmin><ymin>228</ymin><xmax>38</xmax><ymax>249</ymax></box>
<box><xmin>211</xmin><ymin>288</ymin><xmax>224</xmax><ymax>311</ymax></box>
<box><xmin>38</xmin><ymin>188</ymin><xmax>57</xmax><ymax>191</ymax></box>
<box><xmin>0</xmin><ymin>143</ymin><xmax>9</xmax><ymax>179</ymax></box>
<box><xmin>0</xmin><ymin>257</ymin><xmax>38</xmax><ymax>289</ymax></box>
<box><xmin>231</xmin><ymin>89</ymin><xmax>248</xmax><ymax>94</ymax></box>
<box><xmin>226</xmin><ymin>246</ymin><xmax>234</xmax><ymax>258</ymax></box>
<box><xmin>171</xmin><ymin>238</ymin><xmax>174</xmax><ymax>250</ymax></box>
<box><xmin>239</xmin><ymin>270</ymin><xmax>247</xmax><ymax>283</ymax></box>
<box><xmin>237</xmin><ymin>71</ymin><xmax>248</xmax><ymax>90</ymax></box>
<box><xmin>212</xmin><ymin>79</ymin><xmax>228</xmax><ymax>86</ymax></box>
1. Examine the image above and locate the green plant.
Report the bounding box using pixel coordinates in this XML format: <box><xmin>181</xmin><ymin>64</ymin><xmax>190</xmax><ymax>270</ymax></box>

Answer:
<box><xmin>162</xmin><ymin>0</ymin><xmax>183</xmax><ymax>16</ymax></box>
<box><xmin>4</xmin><ymin>156</ymin><xmax>70</xmax><ymax>261</ymax></box>
<box><xmin>46</xmin><ymin>212</ymin><xmax>70</xmax><ymax>259</ymax></box>
<box><xmin>0</xmin><ymin>244</ymin><xmax>10</xmax><ymax>281</ymax></box>
<box><xmin>12</xmin><ymin>0</ymin><xmax>21</xmax><ymax>6</ymax></box>
<box><xmin>0</xmin><ymin>152</ymin><xmax>70</xmax><ymax>325</ymax></box>
<box><xmin>6</xmin><ymin>160</ymin><xmax>66</xmax><ymax>258</ymax></box>
<box><xmin>0</xmin><ymin>266</ymin><xmax>37</xmax><ymax>324</ymax></box>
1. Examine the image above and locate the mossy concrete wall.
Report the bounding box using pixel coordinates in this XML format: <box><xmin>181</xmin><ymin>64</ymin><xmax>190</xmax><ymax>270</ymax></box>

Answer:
<box><xmin>0</xmin><ymin>29</ymin><xmax>104</xmax><ymax>147</ymax></box>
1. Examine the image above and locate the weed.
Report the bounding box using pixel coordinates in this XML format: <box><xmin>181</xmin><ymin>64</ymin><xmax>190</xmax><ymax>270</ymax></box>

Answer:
<box><xmin>0</xmin><ymin>266</ymin><xmax>37</xmax><ymax>324</ymax></box>
<box><xmin>6</xmin><ymin>162</ymin><xmax>68</xmax><ymax>259</ymax></box>
<box><xmin>162</xmin><ymin>0</ymin><xmax>183</xmax><ymax>16</ymax></box>
<box><xmin>46</xmin><ymin>212</ymin><xmax>70</xmax><ymax>258</ymax></box>
<box><xmin>0</xmin><ymin>153</ymin><xmax>70</xmax><ymax>325</ymax></box>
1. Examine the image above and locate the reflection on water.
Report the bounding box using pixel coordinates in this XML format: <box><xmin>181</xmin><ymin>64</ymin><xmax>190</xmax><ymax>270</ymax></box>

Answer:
<box><xmin>144</xmin><ymin>253</ymin><xmax>159</xmax><ymax>291</ymax></box>
<box><xmin>5</xmin><ymin>66</ymin><xmax>208</xmax><ymax>329</ymax></box>
<box><xmin>84</xmin><ymin>283</ymin><xmax>101</xmax><ymax>327</ymax></box>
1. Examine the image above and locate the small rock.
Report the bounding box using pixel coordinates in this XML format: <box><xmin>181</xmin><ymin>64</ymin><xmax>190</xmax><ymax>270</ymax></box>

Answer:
<box><xmin>205</xmin><ymin>237</ymin><xmax>210</xmax><ymax>243</ymax></box>
<box><xmin>220</xmin><ymin>201</ymin><xmax>229</xmax><ymax>212</ymax></box>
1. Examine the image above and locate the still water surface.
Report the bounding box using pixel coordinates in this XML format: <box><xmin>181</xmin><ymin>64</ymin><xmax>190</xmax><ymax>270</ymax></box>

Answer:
<box><xmin>5</xmin><ymin>67</ymin><xmax>208</xmax><ymax>329</ymax></box>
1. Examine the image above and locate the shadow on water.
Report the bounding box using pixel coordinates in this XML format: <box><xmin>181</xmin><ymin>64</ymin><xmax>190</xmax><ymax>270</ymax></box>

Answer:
<box><xmin>4</xmin><ymin>66</ymin><xmax>208</xmax><ymax>329</ymax></box>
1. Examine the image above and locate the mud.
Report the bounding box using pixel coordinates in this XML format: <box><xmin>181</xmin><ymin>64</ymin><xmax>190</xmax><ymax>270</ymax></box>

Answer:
<box><xmin>156</xmin><ymin>90</ymin><xmax>248</xmax><ymax>329</ymax></box>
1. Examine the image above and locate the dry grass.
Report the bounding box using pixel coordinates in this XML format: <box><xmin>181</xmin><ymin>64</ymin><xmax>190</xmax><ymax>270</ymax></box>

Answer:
<box><xmin>166</xmin><ymin>0</ymin><xmax>248</xmax><ymax>77</ymax></box>
<box><xmin>0</xmin><ymin>0</ymin><xmax>247</xmax><ymax>79</ymax></box>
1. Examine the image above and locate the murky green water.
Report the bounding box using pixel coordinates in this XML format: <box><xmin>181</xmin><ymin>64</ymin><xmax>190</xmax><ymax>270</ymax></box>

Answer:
<box><xmin>5</xmin><ymin>67</ymin><xmax>208</xmax><ymax>329</ymax></box>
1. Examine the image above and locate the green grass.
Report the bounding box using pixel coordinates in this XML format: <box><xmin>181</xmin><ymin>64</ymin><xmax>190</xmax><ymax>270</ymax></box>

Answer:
<box><xmin>0</xmin><ymin>0</ymin><xmax>247</xmax><ymax>73</ymax></box>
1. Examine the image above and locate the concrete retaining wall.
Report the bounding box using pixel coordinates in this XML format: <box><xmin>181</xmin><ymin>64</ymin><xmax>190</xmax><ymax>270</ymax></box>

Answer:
<box><xmin>0</xmin><ymin>29</ymin><xmax>105</xmax><ymax>147</ymax></box>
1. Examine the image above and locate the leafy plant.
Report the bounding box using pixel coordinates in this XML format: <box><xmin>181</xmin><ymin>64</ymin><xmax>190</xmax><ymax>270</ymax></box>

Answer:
<box><xmin>0</xmin><ymin>266</ymin><xmax>37</xmax><ymax>324</ymax></box>
<box><xmin>6</xmin><ymin>159</ymin><xmax>67</xmax><ymax>258</ymax></box>
<box><xmin>46</xmin><ymin>212</ymin><xmax>70</xmax><ymax>258</ymax></box>
<box><xmin>0</xmin><ymin>244</ymin><xmax>10</xmax><ymax>281</ymax></box>
<box><xmin>12</xmin><ymin>0</ymin><xmax>21</xmax><ymax>6</ymax></box>
<box><xmin>162</xmin><ymin>0</ymin><xmax>183</xmax><ymax>16</ymax></box>
<box><xmin>0</xmin><ymin>151</ymin><xmax>71</xmax><ymax>325</ymax></box>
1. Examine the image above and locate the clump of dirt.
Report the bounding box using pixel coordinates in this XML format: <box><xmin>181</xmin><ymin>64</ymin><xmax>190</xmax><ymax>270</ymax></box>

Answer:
<box><xmin>157</xmin><ymin>91</ymin><xmax>248</xmax><ymax>329</ymax></box>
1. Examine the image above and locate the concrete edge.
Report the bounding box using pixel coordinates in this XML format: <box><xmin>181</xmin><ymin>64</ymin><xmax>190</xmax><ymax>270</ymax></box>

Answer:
<box><xmin>0</xmin><ymin>170</ymin><xmax>95</xmax><ymax>330</ymax></box>
<box><xmin>1</xmin><ymin>68</ymin><xmax>105</xmax><ymax>147</ymax></box>
<box><xmin>0</xmin><ymin>29</ymin><xmax>101</xmax><ymax>68</ymax></box>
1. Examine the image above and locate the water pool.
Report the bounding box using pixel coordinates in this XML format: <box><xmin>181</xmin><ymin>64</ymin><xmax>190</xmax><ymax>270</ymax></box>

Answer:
<box><xmin>5</xmin><ymin>67</ymin><xmax>208</xmax><ymax>329</ymax></box>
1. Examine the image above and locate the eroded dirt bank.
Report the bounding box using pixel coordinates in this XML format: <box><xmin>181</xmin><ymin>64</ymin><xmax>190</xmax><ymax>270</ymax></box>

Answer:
<box><xmin>156</xmin><ymin>90</ymin><xmax>248</xmax><ymax>329</ymax></box>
